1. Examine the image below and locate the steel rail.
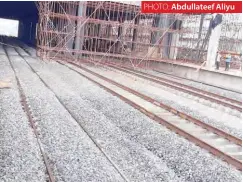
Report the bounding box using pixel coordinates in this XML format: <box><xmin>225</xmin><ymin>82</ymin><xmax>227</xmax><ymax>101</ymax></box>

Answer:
<box><xmin>101</xmin><ymin>61</ymin><xmax>242</xmax><ymax>111</ymax></box>
<box><xmin>4</xmin><ymin>47</ymin><xmax>55</xmax><ymax>182</ymax></box>
<box><xmin>65</xmin><ymin>61</ymin><xmax>242</xmax><ymax>170</ymax></box>
<box><xmin>13</xmin><ymin>48</ymin><xmax>129</xmax><ymax>182</ymax></box>
<box><xmin>126</xmin><ymin>65</ymin><xmax>242</xmax><ymax>105</ymax></box>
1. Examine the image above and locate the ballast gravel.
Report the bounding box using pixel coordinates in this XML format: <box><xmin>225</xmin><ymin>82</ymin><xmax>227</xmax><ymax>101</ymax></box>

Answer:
<box><xmin>83</xmin><ymin>65</ymin><xmax>242</xmax><ymax>139</ymax></box>
<box><xmin>24</xmin><ymin>57</ymin><xmax>183</xmax><ymax>182</ymax></box>
<box><xmin>0</xmin><ymin>45</ymin><xmax>5</xmax><ymax>54</ymax></box>
<box><xmin>0</xmin><ymin>54</ymin><xmax>46</xmax><ymax>182</ymax></box>
<box><xmin>12</xmin><ymin>40</ymin><xmax>37</xmax><ymax>57</ymax></box>
<box><xmin>23</xmin><ymin>56</ymin><xmax>241</xmax><ymax>182</ymax></box>
<box><xmin>7</xmin><ymin>54</ymin><xmax>125</xmax><ymax>181</ymax></box>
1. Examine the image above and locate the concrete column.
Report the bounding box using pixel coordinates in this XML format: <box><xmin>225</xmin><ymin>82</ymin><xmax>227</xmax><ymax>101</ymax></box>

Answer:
<box><xmin>74</xmin><ymin>2</ymin><xmax>86</xmax><ymax>59</ymax></box>
<box><xmin>206</xmin><ymin>14</ymin><xmax>222</xmax><ymax>69</ymax></box>
<box><xmin>150</xmin><ymin>15</ymin><xmax>171</xmax><ymax>59</ymax></box>
<box><xmin>160</xmin><ymin>18</ymin><xmax>171</xmax><ymax>59</ymax></box>
<box><xmin>116</xmin><ymin>17</ymin><xmax>124</xmax><ymax>53</ymax></box>
<box><xmin>66</xmin><ymin>25</ymin><xmax>75</xmax><ymax>50</ymax></box>
<box><xmin>151</xmin><ymin>15</ymin><xmax>160</xmax><ymax>44</ymax></box>
<box><xmin>169</xmin><ymin>18</ymin><xmax>181</xmax><ymax>60</ymax></box>
<box><xmin>149</xmin><ymin>15</ymin><xmax>162</xmax><ymax>58</ymax></box>
<box><xmin>131</xmin><ymin>15</ymin><xmax>140</xmax><ymax>51</ymax></box>
<box><xmin>65</xmin><ymin>5</ymin><xmax>78</xmax><ymax>51</ymax></box>
<box><xmin>169</xmin><ymin>32</ymin><xmax>179</xmax><ymax>60</ymax></box>
<box><xmin>194</xmin><ymin>14</ymin><xmax>205</xmax><ymax>60</ymax></box>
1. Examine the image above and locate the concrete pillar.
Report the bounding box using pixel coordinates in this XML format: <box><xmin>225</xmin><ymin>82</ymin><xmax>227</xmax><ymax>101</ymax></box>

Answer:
<box><xmin>151</xmin><ymin>15</ymin><xmax>160</xmax><ymax>44</ymax></box>
<box><xmin>116</xmin><ymin>17</ymin><xmax>124</xmax><ymax>53</ymax></box>
<box><xmin>194</xmin><ymin>14</ymin><xmax>205</xmax><ymax>60</ymax></box>
<box><xmin>149</xmin><ymin>15</ymin><xmax>161</xmax><ymax>58</ymax></box>
<box><xmin>131</xmin><ymin>15</ymin><xmax>140</xmax><ymax>51</ymax></box>
<box><xmin>206</xmin><ymin>14</ymin><xmax>222</xmax><ymax>69</ymax></box>
<box><xmin>150</xmin><ymin>15</ymin><xmax>171</xmax><ymax>59</ymax></box>
<box><xmin>169</xmin><ymin>32</ymin><xmax>179</xmax><ymax>60</ymax></box>
<box><xmin>66</xmin><ymin>27</ymin><xmax>75</xmax><ymax>51</ymax></box>
<box><xmin>65</xmin><ymin>5</ymin><xmax>78</xmax><ymax>51</ymax></box>
<box><xmin>74</xmin><ymin>2</ymin><xmax>86</xmax><ymax>59</ymax></box>
<box><xmin>161</xmin><ymin>18</ymin><xmax>171</xmax><ymax>59</ymax></box>
<box><xmin>169</xmin><ymin>18</ymin><xmax>181</xmax><ymax>60</ymax></box>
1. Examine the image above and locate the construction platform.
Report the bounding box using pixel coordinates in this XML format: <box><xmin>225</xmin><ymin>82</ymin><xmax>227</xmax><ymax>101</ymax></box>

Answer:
<box><xmin>148</xmin><ymin>60</ymin><xmax>242</xmax><ymax>93</ymax></box>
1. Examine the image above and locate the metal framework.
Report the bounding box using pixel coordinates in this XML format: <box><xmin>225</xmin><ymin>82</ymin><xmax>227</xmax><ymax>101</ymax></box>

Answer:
<box><xmin>36</xmin><ymin>1</ymin><xmax>242</xmax><ymax>69</ymax></box>
<box><xmin>218</xmin><ymin>14</ymin><xmax>242</xmax><ymax>69</ymax></box>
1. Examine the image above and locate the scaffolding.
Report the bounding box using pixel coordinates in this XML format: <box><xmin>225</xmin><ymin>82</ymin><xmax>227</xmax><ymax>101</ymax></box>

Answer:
<box><xmin>218</xmin><ymin>14</ymin><xmax>242</xmax><ymax>69</ymax></box>
<box><xmin>37</xmin><ymin>1</ymin><xmax>242</xmax><ymax>69</ymax></box>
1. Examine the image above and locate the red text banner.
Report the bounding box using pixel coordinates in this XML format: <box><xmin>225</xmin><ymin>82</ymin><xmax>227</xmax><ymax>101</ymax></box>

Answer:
<box><xmin>141</xmin><ymin>1</ymin><xmax>242</xmax><ymax>13</ymax></box>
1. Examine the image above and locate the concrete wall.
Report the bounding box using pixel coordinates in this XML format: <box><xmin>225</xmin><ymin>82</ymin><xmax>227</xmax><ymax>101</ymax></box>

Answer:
<box><xmin>150</xmin><ymin>61</ymin><xmax>242</xmax><ymax>92</ymax></box>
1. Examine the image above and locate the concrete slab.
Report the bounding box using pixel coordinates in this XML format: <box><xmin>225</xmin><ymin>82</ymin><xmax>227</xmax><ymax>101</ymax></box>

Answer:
<box><xmin>149</xmin><ymin>60</ymin><xmax>242</xmax><ymax>92</ymax></box>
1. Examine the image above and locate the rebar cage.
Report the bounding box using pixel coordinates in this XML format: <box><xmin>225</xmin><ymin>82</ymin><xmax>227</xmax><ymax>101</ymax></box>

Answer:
<box><xmin>36</xmin><ymin>1</ymin><xmax>242</xmax><ymax>69</ymax></box>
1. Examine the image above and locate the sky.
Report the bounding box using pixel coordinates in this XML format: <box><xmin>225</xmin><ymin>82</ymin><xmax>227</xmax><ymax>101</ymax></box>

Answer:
<box><xmin>0</xmin><ymin>18</ymin><xmax>19</xmax><ymax>37</ymax></box>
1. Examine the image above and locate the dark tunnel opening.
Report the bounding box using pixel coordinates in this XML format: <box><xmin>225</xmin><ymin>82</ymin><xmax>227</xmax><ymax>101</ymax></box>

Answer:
<box><xmin>0</xmin><ymin>1</ymin><xmax>38</xmax><ymax>47</ymax></box>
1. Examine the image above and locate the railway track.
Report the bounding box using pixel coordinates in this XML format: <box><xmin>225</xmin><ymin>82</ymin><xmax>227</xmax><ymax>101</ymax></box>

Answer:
<box><xmin>13</xmin><ymin>48</ymin><xmax>129</xmax><ymax>182</ymax></box>
<box><xmin>64</xmin><ymin>61</ymin><xmax>242</xmax><ymax>170</ymax></box>
<box><xmin>99</xmin><ymin>62</ymin><xmax>242</xmax><ymax>112</ymax></box>
<box><xmin>10</xmin><ymin>44</ymin><xmax>243</xmax><ymax>170</ymax></box>
<box><xmin>4</xmin><ymin>48</ymin><xmax>55</xmax><ymax>182</ymax></box>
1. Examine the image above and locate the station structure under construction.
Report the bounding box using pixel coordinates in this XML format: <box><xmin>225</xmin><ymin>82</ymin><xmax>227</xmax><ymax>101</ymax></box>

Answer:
<box><xmin>0</xmin><ymin>1</ymin><xmax>242</xmax><ymax>182</ymax></box>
